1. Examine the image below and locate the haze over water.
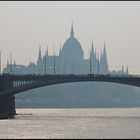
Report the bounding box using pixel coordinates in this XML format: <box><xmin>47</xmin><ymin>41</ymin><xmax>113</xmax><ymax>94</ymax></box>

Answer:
<box><xmin>0</xmin><ymin>108</ymin><xmax>140</xmax><ymax>139</ymax></box>
<box><xmin>1</xmin><ymin>1</ymin><xmax>140</xmax><ymax>74</ymax></box>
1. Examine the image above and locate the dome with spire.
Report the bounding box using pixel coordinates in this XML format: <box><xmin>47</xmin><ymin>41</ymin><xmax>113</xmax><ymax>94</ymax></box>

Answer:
<box><xmin>61</xmin><ymin>23</ymin><xmax>83</xmax><ymax>63</ymax></box>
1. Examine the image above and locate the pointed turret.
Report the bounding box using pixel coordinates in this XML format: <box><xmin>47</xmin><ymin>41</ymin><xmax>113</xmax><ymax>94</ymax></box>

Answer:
<box><xmin>70</xmin><ymin>21</ymin><xmax>74</xmax><ymax>37</ymax></box>
<box><xmin>100</xmin><ymin>41</ymin><xmax>108</xmax><ymax>74</ymax></box>
<box><xmin>99</xmin><ymin>51</ymin><xmax>103</xmax><ymax>74</ymax></box>
<box><xmin>104</xmin><ymin>41</ymin><xmax>105</xmax><ymax>50</ymax></box>
<box><xmin>100</xmin><ymin>51</ymin><xmax>103</xmax><ymax>63</ymax></box>
<box><xmin>37</xmin><ymin>44</ymin><xmax>42</xmax><ymax>67</ymax></box>
<box><xmin>91</xmin><ymin>40</ymin><xmax>94</xmax><ymax>54</ymax></box>
<box><xmin>90</xmin><ymin>40</ymin><xmax>94</xmax><ymax>57</ymax></box>
<box><xmin>103</xmin><ymin>41</ymin><xmax>107</xmax><ymax>56</ymax></box>
<box><xmin>90</xmin><ymin>41</ymin><xmax>97</xmax><ymax>74</ymax></box>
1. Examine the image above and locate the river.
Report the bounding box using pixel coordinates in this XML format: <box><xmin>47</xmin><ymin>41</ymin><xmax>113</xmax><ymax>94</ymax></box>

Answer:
<box><xmin>0</xmin><ymin>108</ymin><xmax>140</xmax><ymax>139</ymax></box>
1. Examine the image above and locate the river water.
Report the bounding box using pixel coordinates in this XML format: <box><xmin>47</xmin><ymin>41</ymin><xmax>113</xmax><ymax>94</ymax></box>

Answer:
<box><xmin>0</xmin><ymin>108</ymin><xmax>140</xmax><ymax>139</ymax></box>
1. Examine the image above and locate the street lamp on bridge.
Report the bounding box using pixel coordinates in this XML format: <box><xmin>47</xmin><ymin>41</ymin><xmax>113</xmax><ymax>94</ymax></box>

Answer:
<box><xmin>10</xmin><ymin>52</ymin><xmax>12</xmax><ymax>74</ymax></box>
<box><xmin>44</xmin><ymin>47</ymin><xmax>47</xmax><ymax>75</ymax></box>
<box><xmin>97</xmin><ymin>52</ymin><xmax>99</xmax><ymax>76</ymax></box>
<box><xmin>53</xmin><ymin>45</ymin><xmax>56</xmax><ymax>76</ymax></box>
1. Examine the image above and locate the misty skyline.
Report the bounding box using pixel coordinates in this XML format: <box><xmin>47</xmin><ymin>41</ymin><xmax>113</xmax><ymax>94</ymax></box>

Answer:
<box><xmin>0</xmin><ymin>1</ymin><xmax>140</xmax><ymax>74</ymax></box>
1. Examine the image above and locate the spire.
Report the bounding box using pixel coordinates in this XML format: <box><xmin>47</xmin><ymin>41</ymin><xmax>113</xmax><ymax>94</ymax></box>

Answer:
<box><xmin>91</xmin><ymin>40</ymin><xmax>94</xmax><ymax>53</ymax></box>
<box><xmin>100</xmin><ymin>50</ymin><xmax>103</xmax><ymax>74</ymax></box>
<box><xmin>38</xmin><ymin>45</ymin><xmax>42</xmax><ymax>61</ymax></box>
<box><xmin>59</xmin><ymin>43</ymin><xmax>62</xmax><ymax>56</ymax></box>
<box><xmin>70</xmin><ymin>21</ymin><xmax>74</xmax><ymax>37</ymax></box>
<box><xmin>90</xmin><ymin>40</ymin><xmax>94</xmax><ymax>58</ymax></box>
<box><xmin>101</xmin><ymin>41</ymin><xmax>108</xmax><ymax>74</ymax></box>
<box><xmin>46</xmin><ymin>46</ymin><xmax>48</xmax><ymax>56</ymax></box>
<box><xmin>103</xmin><ymin>41</ymin><xmax>106</xmax><ymax>54</ymax></box>
<box><xmin>97</xmin><ymin>51</ymin><xmax>100</xmax><ymax>75</ymax></box>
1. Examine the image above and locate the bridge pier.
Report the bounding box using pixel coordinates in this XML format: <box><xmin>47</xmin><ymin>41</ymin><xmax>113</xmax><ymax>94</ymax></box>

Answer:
<box><xmin>0</xmin><ymin>94</ymin><xmax>16</xmax><ymax>119</ymax></box>
<box><xmin>0</xmin><ymin>77</ymin><xmax>16</xmax><ymax>119</ymax></box>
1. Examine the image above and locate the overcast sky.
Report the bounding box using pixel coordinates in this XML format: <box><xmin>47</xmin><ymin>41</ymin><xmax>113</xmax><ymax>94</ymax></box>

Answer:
<box><xmin>0</xmin><ymin>1</ymin><xmax>140</xmax><ymax>74</ymax></box>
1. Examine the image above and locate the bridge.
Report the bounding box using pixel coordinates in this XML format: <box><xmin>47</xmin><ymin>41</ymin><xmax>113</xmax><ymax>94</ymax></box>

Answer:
<box><xmin>1</xmin><ymin>73</ymin><xmax>140</xmax><ymax>118</ymax></box>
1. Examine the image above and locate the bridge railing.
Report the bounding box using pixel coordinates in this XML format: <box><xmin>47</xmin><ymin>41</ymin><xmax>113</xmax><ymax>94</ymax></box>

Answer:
<box><xmin>1</xmin><ymin>73</ymin><xmax>140</xmax><ymax>79</ymax></box>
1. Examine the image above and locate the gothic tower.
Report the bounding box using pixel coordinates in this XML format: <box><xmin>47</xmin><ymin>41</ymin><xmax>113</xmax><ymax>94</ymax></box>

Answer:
<box><xmin>37</xmin><ymin>45</ymin><xmax>42</xmax><ymax>65</ymax></box>
<box><xmin>100</xmin><ymin>42</ymin><xmax>108</xmax><ymax>74</ymax></box>
<box><xmin>90</xmin><ymin>41</ymin><xmax>97</xmax><ymax>74</ymax></box>
<box><xmin>37</xmin><ymin>45</ymin><xmax>44</xmax><ymax>74</ymax></box>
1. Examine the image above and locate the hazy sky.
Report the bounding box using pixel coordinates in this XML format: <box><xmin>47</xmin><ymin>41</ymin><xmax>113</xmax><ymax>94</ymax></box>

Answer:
<box><xmin>0</xmin><ymin>1</ymin><xmax>140</xmax><ymax>74</ymax></box>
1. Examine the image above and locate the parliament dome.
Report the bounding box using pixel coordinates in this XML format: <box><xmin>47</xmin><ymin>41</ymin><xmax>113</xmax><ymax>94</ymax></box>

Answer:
<box><xmin>61</xmin><ymin>23</ymin><xmax>83</xmax><ymax>63</ymax></box>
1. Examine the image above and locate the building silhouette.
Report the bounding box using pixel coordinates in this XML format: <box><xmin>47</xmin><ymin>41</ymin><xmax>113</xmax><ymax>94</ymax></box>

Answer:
<box><xmin>3</xmin><ymin>23</ymin><xmax>128</xmax><ymax>75</ymax></box>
